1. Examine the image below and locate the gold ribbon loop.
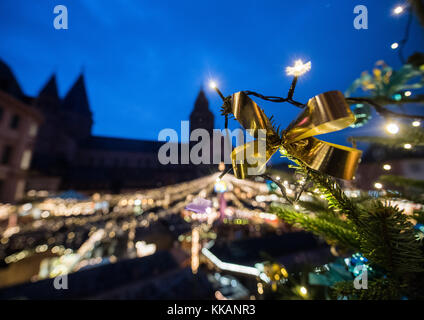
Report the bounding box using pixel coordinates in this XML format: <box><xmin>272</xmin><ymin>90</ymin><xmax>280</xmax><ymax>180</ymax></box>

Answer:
<box><xmin>228</xmin><ymin>90</ymin><xmax>362</xmax><ymax>180</ymax></box>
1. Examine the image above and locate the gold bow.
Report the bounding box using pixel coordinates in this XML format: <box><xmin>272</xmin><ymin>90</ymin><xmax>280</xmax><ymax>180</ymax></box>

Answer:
<box><xmin>229</xmin><ymin>90</ymin><xmax>362</xmax><ymax>180</ymax></box>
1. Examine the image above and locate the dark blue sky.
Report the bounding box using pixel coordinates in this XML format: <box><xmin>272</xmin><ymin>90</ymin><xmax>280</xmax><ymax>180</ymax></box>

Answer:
<box><xmin>1</xmin><ymin>0</ymin><xmax>423</xmax><ymax>150</ymax></box>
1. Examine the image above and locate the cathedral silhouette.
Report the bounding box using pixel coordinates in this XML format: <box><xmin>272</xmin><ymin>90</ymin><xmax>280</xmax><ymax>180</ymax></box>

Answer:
<box><xmin>0</xmin><ymin>59</ymin><xmax>217</xmax><ymax>195</ymax></box>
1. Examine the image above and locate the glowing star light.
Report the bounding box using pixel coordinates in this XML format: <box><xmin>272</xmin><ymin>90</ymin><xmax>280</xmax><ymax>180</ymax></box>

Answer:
<box><xmin>286</xmin><ymin>60</ymin><xmax>311</xmax><ymax>77</ymax></box>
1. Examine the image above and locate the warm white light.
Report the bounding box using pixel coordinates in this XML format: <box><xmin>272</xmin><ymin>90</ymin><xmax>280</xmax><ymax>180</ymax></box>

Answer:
<box><xmin>385</xmin><ymin>123</ymin><xmax>399</xmax><ymax>134</ymax></box>
<box><xmin>391</xmin><ymin>42</ymin><xmax>399</xmax><ymax>50</ymax></box>
<box><xmin>404</xmin><ymin>91</ymin><xmax>412</xmax><ymax>97</ymax></box>
<box><xmin>209</xmin><ymin>81</ymin><xmax>217</xmax><ymax>89</ymax></box>
<box><xmin>286</xmin><ymin>60</ymin><xmax>311</xmax><ymax>77</ymax></box>
<box><xmin>374</xmin><ymin>182</ymin><xmax>383</xmax><ymax>189</ymax></box>
<box><xmin>394</xmin><ymin>6</ymin><xmax>404</xmax><ymax>15</ymax></box>
<box><xmin>275</xmin><ymin>176</ymin><xmax>280</xmax><ymax>181</ymax></box>
<box><xmin>404</xmin><ymin>143</ymin><xmax>412</xmax><ymax>150</ymax></box>
<box><xmin>383</xmin><ymin>164</ymin><xmax>391</xmax><ymax>171</ymax></box>
<box><xmin>412</xmin><ymin>120</ymin><xmax>421</xmax><ymax>127</ymax></box>
<box><xmin>299</xmin><ymin>286</ymin><xmax>308</xmax><ymax>296</ymax></box>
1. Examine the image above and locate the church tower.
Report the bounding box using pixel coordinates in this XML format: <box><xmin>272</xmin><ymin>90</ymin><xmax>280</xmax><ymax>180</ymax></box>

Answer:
<box><xmin>189</xmin><ymin>88</ymin><xmax>214</xmax><ymax>135</ymax></box>
<box><xmin>61</xmin><ymin>73</ymin><xmax>93</xmax><ymax>141</ymax></box>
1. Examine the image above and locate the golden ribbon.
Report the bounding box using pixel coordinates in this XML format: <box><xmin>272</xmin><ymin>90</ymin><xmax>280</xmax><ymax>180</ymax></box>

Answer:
<box><xmin>229</xmin><ymin>90</ymin><xmax>362</xmax><ymax>180</ymax></box>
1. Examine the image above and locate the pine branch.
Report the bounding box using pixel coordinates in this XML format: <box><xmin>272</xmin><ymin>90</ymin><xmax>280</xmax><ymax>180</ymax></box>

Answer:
<box><xmin>331</xmin><ymin>278</ymin><xmax>401</xmax><ymax>300</ymax></box>
<box><xmin>355</xmin><ymin>201</ymin><xmax>424</xmax><ymax>274</ymax></box>
<box><xmin>271</xmin><ymin>204</ymin><xmax>361</xmax><ymax>250</ymax></box>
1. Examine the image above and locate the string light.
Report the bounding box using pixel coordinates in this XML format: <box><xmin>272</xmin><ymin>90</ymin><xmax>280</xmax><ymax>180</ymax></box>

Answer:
<box><xmin>285</xmin><ymin>60</ymin><xmax>311</xmax><ymax>77</ymax></box>
<box><xmin>391</xmin><ymin>42</ymin><xmax>399</xmax><ymax>50</ymax></box>
<box><xmin>374</xmin><ymin>182</ymin><xmax>383</xmax><ymax>189</ymax></box>
<box><xmin>385</xmin><ymin>122</ymin><xmax>399</xmax><ymax>134</ymax></box>
<box><xmin>393</xmin><ymin>6</ymin><xmax>404</xmax><ymax>15</ymax></box>
<box><xmin>383</xmin><ymin>164</ymin><xmax>391</xmax><ymax>171</ymax></box>
<box><xmin>299</xmin><ymin>286</ymin><xmax>308</xmax><ymax>297</ymax></box>
<box><xmin>412</xmin><ymin>120</ymin><xmax>421</xmax><ymax>127</ymax></box>
<box><xmin>404</xmin><ymin>143</ymin><xmax>412</xmax><ymax>150</ymax></box>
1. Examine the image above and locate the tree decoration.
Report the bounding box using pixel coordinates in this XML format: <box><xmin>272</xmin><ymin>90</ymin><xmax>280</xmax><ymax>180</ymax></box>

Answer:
<box><xmin>228</xmin><ymin>91</ymin><xmax>362</xmax><ymax>180</ymax></box>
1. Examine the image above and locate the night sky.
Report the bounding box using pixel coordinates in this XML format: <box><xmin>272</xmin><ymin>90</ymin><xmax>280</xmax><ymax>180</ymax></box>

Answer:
<box><xmin>1</xmin><ymin>0</ymin><xmax>423</xmax><ymax>158</ymax></box>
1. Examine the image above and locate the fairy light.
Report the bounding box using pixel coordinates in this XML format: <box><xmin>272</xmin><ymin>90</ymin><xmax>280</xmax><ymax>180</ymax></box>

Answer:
<box><xmin>374</xmin><ymin>182</ymin><xmax>383</xmax><ymax>189</ymax></box>
<box><xmin>191</xmin><ymin>228</ymin><xmax>200</xmax><ymax>274</ymax></box>
<box><xmin>383</xmin><ymin>164</ymin><xmax>391</xmax><ymax>171</ymax></box>
<box><xmin>393</xmin><ymin>6</ymin><xmax>404</xmax><ymax>15</ymax></box>
<box><xmin>391</xmin><ymin>42</ymin><xmax>399</xmax><ymax>50</ymax></box>
<box><xmin>299</xmin><ymin>286</ymin><xmax>308</xmax><ymax>297</ymax></box>
<box><xmin>404</xmin><ymin>143</ymin><xmax>412</xmax><ymax>150</ymax></box>
<box><xmin>412</xmin><ymin>120</ymin><xmax>421</xmax><ymax>127</ymax></box>
<box><xmin>285</xmin><ymin>60</ymin><xmax>311</xmax><ymax>77</ymax></box>
<box><xmin>385</xmin><ymin>122</ymin><xmax>399</xmax><ymax>134</ymax></box>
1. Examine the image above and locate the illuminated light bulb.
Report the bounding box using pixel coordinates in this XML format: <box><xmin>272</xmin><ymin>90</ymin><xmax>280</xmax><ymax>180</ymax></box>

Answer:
<box><xmin>209</xmin><ymin>81</ymin><xmax>217</xmax><ymax>89</ymax></box>
<box><xmin>385</xmin><ymin>123</ymin><xmax>399</xmax><ymax>134</ymax></box>
<box><xmin>404</xmin><ymin>143</ymin><xmax>412</xmax><ymax>150</ymax></box>
<box><xmin>412</xmin><ymin>120</ymin><xmax>421</xmax><ymax>127</ymax></box>
<box><xmin>391</xmin><ymin>42</ymin><xmax>399</xmax><ymax>50</ymax></box>
<box><xmin>374</xmin><ymin>182</ymin><xmax>383</xmax><ymax>189</ymax></box>
<box><xmin>285</xmin><ymin>59</ymin><xmax>311</xmax><ymax>77</ymax></box>
<box><xmin>299</xmin><ymin>286</ymin><xmax>308</xmax><ymax>296</ymax></box>
<box><xmin>393</xmin><ymin>6</ymin><xmax>404</xmax><ymax>15</ymax></box>
<box><xmin>383</xmin><ymin>164</ymin><xmax>391</xmax><ymax>171</ymax></box>
<box><xmin>404</xmin><ymin>91</ymin><xmax>412</xmax><ymax>97</ymax></box>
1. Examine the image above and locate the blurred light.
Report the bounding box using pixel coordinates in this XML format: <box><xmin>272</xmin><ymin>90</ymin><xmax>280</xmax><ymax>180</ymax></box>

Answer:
<box><xmin>404</xmin><ymin>91</ymin><xmax>412</xmax><ymax>97</ymax></box>
<box><xmin>412</xmin><ymin>120</ymin><xmax>421</xmax><ymax>127</ymax></box>
<box><xmin>275</xmin><ymin>176</ymin><xmax>280</xmax><ymax>181</ymax></box>
<box><xmin>299</xmin><ymin>286</ymin><xmax>308</xmax><ymax>297</ymax></box>
<box><xmin>391</xmin><ymin>42</ymin><xmax>399</xmax><ymax>49</ymax></box>
<box><xmin>404</xmin><ymin>143</ymin><xmax>412</xmax><ymax>149</ymax></box>
<box><xmin>374</xmin><ymin>182</ymin><xmax>383</xmax><ymax>189</ymax></box>
<box><xmin>393</xmin><ymin>6</ymin><xmax>404</xmax><ymax>15</ymax></box>
<box><xmin>385</xmin><ymin>123</ymin><xmax>399</xmax><ymax>134</ymax></box>
<box><xmin>209</xmin><ymin>81</ymin><xmax>217</xmax><ymax>89</ymax></box>
<box><xmin>393</xmin><ymin>93</ymin><xmax>402</xmax><ymax>101</ymax></box>
<box><xmin>383</xmin><ymin>164</ymin><xmax>391</xmax><ymax>171</ymax></box>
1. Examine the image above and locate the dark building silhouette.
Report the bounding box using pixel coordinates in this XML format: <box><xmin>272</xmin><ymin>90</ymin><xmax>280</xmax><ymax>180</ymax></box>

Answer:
<box><xmin>189</xmin><ymin>88</ymin><xmax>214</xmax><ymax>135</ymax></box>
<box><xmin>0</xmin><ymin>59</ymin><xmax>218</xmax><ymax>195</ymax></box>
<box><xmin>0</xmin><ymin>61</ymin><xmax>43</xmax><ymax>202</ymax></box>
